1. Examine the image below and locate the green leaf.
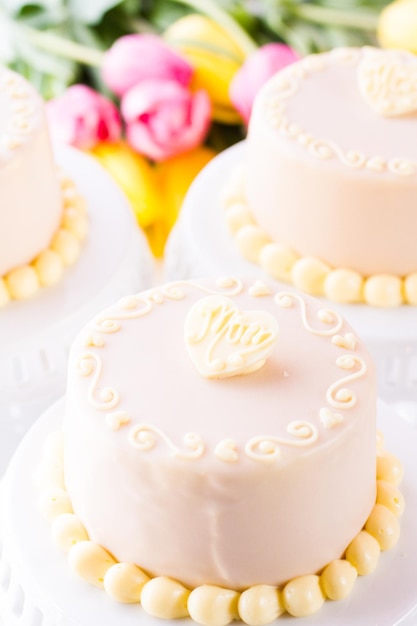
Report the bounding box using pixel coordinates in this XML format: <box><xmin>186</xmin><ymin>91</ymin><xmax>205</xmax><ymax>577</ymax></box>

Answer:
<box><xmin>1</xmin><ymin>0</ymin><xmax>65</xmax><ymax>16</ymax></box>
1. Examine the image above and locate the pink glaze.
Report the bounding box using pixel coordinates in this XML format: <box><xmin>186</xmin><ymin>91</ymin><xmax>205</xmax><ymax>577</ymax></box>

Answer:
<box><xmin>245</xmin><ymin>48</ymin><xmax>417</xmax><ymax>276</ymax></box>
<box><xmin>64</xmin><ymin>278</ymin><xmax>376</xmax><ymax>589</ymax></box>
<box><xmin>0</xmin><ymin>67</ymin><xmax>61</xmax><ymax>276</ymax></box>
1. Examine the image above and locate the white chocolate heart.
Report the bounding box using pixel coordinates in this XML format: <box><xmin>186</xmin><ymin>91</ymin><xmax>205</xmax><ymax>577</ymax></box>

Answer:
<box><xmin>185</xmin><ymin>295</ymin><xmax>279</xmax><ymax>379</ymax></box>
<box><xmin>320</xmin><ymin>407</ymin><xmax>343</xmax><ymax>429</ymax></box>
<box><xmin>358</xmin><ymin>50</ymin><xmax>417</xmax><ymax>117</ymax></box>
<box><xmin>332</xmin><ymin>333</ymin><xmax>356</xmax><ymax>350</ymax></box>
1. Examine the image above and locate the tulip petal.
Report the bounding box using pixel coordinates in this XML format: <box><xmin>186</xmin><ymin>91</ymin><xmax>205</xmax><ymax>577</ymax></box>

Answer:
<box><xmin>102</xmin><ymin>34</ymin><xmax>194</xmax><ymax>97</ymax></box>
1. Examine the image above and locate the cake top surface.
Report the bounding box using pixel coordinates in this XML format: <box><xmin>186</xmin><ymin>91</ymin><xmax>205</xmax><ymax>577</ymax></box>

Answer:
<box><xmin>254</xmin><ymin>47</ymin><xmax>417</xmax><ymax>177</ymax></box>
<box><xmin>0</xmin><ymin>66</ymin><xmax>43</xmax><ymax>164</ymax></box>
<box><xmin>66</xmin><ymin>278</ymin><xmax>375</xmax><ymax>467</ymax></box>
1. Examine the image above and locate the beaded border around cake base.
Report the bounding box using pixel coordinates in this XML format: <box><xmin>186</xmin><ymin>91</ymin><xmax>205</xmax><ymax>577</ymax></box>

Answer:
<box><xmin>222</xmin><ymin>166</ymin><xmax>417</xmax><ymax>308</ymax></box>
<box><xmin>0</xmin><ymin>173</ymin><xmax>88</xmax><ymax>308</ymax></box>
<box><xmin>36</xmin><ymin>428</ymin><xmax>404</xmax><ymax>626</ymax></box>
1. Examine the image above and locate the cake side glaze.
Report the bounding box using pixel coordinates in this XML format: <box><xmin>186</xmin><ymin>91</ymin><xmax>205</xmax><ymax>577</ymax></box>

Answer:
<box><xmin>63</xmin><ymin>278</ymin><xmax>377</xmax><ymax>590</ymax></box>
<box><xmin>236</xmin><ymin>48</ymin><xmax>417</xmax><ymax>295</ymax></box>
<box><xmin>0</xmin><ymin>67</ymin><xmax>62</xmax><ymax>276</ymax></box>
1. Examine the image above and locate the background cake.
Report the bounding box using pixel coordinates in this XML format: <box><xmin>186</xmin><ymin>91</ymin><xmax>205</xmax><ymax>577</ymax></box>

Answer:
<box><xmin>0</xmin><ymin>66</ymin><xmax>88</xmax><ymax>305</ymax></box>
<box><xmin>225</xmin><ymin>47</ymin><xmax>417</xmax><ymax>308</ymax></box>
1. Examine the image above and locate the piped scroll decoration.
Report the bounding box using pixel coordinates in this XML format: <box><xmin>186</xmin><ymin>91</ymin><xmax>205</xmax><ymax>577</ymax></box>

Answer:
<box><xmin>129</xmin><ymin>424</ymin><xmax>205</xmax><ymax>460</ymax></box>
<box><xmin>275</xmin><ymin>291</ymin><xmax>343</xmax><ymax>336</ymax></box>
<box><xmin>326</xmin><ymin>355</ymin><xmax>367</xmax><ymax>409</ymax></box>
<box><xmin>245</xmin><ymin>421</ymin><xmax>319</xmax><ymax>462</ymax></box>
<box><xmin>76</xmin><ymin>352</ymin><xmax>119</xmax><ymax>411</ymax></box>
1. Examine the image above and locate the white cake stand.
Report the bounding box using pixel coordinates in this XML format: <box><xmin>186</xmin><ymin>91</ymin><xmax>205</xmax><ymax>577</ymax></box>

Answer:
<box><xmin>0</xmin><ymin>144</ymin><xmax>154</xmax><ymax>474</ymax></box>
<box><xmin>1</xmin><ymin>398</ymin><xmax>417</xmax><ymax>626</ymax></box>
<box><xmin>164</xmin><ymin>142</ymin><xmax>417</xmax><ymax>408</ymax></box>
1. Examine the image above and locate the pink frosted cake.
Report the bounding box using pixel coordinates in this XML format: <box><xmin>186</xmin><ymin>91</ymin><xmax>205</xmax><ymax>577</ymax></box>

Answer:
<box><xmin>224</xmin><ymin>47</ymin><xmax>417</xmax><ymax>307</ymax></box>
<box><xmin>36</xmin><ymin>277</ymin><xmax>404</xmax><ymax>625</ymax></box>
<box><xmin>0</xmin><ymin>67</ymin><xmax>87</xmax><ymax>306</ymax></box>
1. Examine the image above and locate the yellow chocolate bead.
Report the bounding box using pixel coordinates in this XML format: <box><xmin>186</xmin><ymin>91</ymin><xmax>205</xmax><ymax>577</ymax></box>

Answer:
<box><xmin>188</xmin><ymin>585</ymin><xmax>240</xmax><ymax>626</ymax></box>
<box><xmin>62</xmin><ymin>208</ymin><xmax>89</xmax><ymax>241</ymax></box>
<box><xmin>324</xmin><ymin>268</ymin><xmax>363</xmax><ymax>304</ymax></box>
<box><xmin>238</xmin><ymin>585</ymin><xmax>283</xmax><ymax>626</ymax></box>
<box><xmin>363</xmin><ymin>274</ymin><xmax>403</xmax><ymax>307</ymax></box>
<box><xmin>282</xmin><ymin>575</ymin><xmax>325</xmax><ymax>617</ymax></box>
<box><xmin>33</xmin><ymin>249</ymin><xmax>64</xmax><ymax>287</ymax></box>
<box><xmin>377</xmin><ymin>480</ymin><xmax>405</xmax><ymax>518</ymax></box>
<box><xmin>0</xmin><ymin>277</ymin><xmax>10</xmax><ymax>307</ymax></box>
<box><xmin>377</xmin><ymin>451</ymin><xmax>403</xmax><ymax>486</ymax></box>
<box><xmin>259</xmin><ymin>243</ymin><xmax>299</xmax><ymax>283</ymax></box>
<box><xmin>141</xmin><ymin>577</ymin><xmax>190</xmax><ymax>619</ymax></box>
<box><xmin>68</xmin><ymin>541</ymin><xmax>116</xmax><ymax>588</ymax></box>
<box><xmin>6</xmin><ymin>265</ymin><xmax>39</xmax><ymax>300</ymax></box>
<box><xmin>225</xmin><ymin>202</ymin><xmax>255</xmax><ymax>234</ymax></box>
<box><xmin>38</xmin><ymin>487</ymin><xmax>73</xmax><ymax>522</ymax></box>
<box><xmin>51</xmin><ymin>229</ymin><xmax>81</xmax><ymax>266</ymax></box>
<box><xmin>51</xmin><ymin>513</ymin><xmax>89</xmax><ymax>552</ymax></box>
<box><xmin>291</xmin><ymin>257</ymin><xmax>331</xmax><ymax>296</ymax></box>
<box><xmin>365</xmin><ymin>504</ymin><xmax>401</xmax><ymax>551</ymax></box>
<box><xmin>104</xmin><ymin>562</ymin><xmax>149</xmax><ymax>603</ymax></box>
<box><xmin>235</xmin><ymin>225</ymin><xmax>270</xmax><ymax>264</ymax></box>
<box><xmin>404</xmin><ymin>273</ymin><xmax>417</xmax><ymax>305</ymax></box>
<box><xmin>320</xmin><ymin>559</ymin><xmax>357</xmax><ymax>601</ymax></box>
<box><xmin>345</xmin><ymin>531</ymin><xmax>380</xmax><ymax>575</ymax></box>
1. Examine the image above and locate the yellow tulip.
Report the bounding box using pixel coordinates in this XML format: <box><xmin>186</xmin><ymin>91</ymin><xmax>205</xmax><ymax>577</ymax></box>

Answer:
<box><xmin>378</xmin><ymin>0</ymin><xmax>417</xmax><ymax>53</ymax></box>
<box><xmin>157</xmin><ymin>145</ymin><xmax>217</xmax><ymax>231</ymax></box>
<box><xmin>164</xmin><ymin>14</ymin><xmax>245</xmax><ymax>124</ymax></box>
<box><xmin>89</xmin><ymin>141</ymin><xmax>216</xmax><ymax>258</ymax></box>
<box><xmin>88</xmin><ymin>141</ymin><xmax>161</xmax><ymax>228</ymax></box>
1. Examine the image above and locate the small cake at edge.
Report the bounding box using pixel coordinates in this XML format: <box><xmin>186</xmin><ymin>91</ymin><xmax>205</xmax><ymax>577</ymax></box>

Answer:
<box><xmin>37</xmin><ymin>278</ymin><xmax>405</xmax><ymax>624</ymax></box>
<box><xmin>0</xmin><ymin>67</ymin><xmax>88</xmax><ymax>305</ymax></box>
<box><xmin>223</xmin><ymin>47</ymin><xmax>417</xmax><ymax>307</ymax></box>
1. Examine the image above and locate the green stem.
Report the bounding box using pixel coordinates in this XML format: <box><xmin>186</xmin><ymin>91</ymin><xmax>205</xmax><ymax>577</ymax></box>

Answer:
<box><xmin>171</xmin><ymin>0</ymin><xmax>258</xmax><ymax>56</ymax></box>
<box><xmin>21</xmin><ymin>23</ymin><xmax>104</xmax><ymax>67</ymax></box>
<box><xmin>292</xmin><ymin>4</ymin><xmax>379</xmax><ymax>32</ymax></box>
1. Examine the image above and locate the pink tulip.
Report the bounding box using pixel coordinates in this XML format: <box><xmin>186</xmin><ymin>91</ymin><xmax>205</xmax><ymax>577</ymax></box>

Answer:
<box><xmin>46</xmin><ymin>84</ymin><xmax>122</xmax><ymax>149</ymax></box>
<box><xmin>121</xmin><ymin>79</ymin><xmax>211</xmax><ymax>162</ymax></box>
<box><xmin>230</xmin><ymin>43</ymin><xmax>300</xmax><ymax>125</ymax></box>
<box><xmin>102</xmin><ymin>34</ymin><xmax>193</xmax><ymax>98</ymax></box>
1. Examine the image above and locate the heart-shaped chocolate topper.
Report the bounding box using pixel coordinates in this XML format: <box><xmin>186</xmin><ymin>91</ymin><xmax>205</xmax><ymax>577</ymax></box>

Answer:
<box><xmin>185</xmin><ymin>295</ymin><xmax>279</xmax><ymax>379</ymax></box>
<box><xmin>357</xmin><ymin>50</ymin><xmax>417</xmax><ymax>117</ymax></box>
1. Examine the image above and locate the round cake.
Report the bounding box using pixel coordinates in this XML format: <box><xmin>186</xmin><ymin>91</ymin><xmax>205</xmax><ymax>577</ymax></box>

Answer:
<box><xmin>33</xmin><ymin>278</ymin><xmax>406</xmax><ymax>624</ymax></box>
<box><xmin>220</xmin><ymin>47</ymin><xmax>417</xmax><ymax>307</ymax></box>
<box><xmin>0</xmin><ymin>66</ymin><xmax>87</xmax><ymax>305</ymax></box>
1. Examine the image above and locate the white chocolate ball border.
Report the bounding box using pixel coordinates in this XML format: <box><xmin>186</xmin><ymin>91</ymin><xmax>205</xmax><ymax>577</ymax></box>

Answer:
<box><xmin>222</xmin><ymin>169</ymin><xmax>417</xmax><ymax>308</ymax></box>
<box><xmin>37</xmin><ymin>429</ymin><xmax>404</xmax><ymax>626</ymax></box>
<box><xmin>0</xmin><ymin>174</ymin><xmax>88</xmax><ymax>307</ymax></box>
